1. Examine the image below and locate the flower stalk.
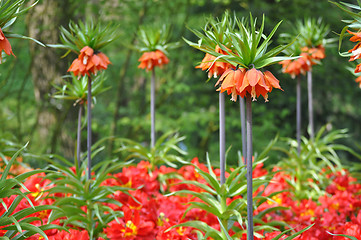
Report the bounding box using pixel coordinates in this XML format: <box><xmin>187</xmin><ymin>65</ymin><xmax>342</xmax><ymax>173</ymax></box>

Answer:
<box><xmin>219</xmin><ymin>92</ymin><xmax>226</xmax><ymax>184</ymax></box>
<box><xmin>151</xmin><ymin>69</ymin><xmax>156</xmax><ymax>148</ymax></box>
<box><xmin>87</xmin><ymin>76</ymin><xmax>92</xmax><ymax>180</ymax></box>
<box><xmin>240</xmin><ymin>96</ymin><xmax>246</xmax><ymax>164</ymax></box>
<box><xmin>296</xmin><ymin>75</ymin><xmax>301</xmax><ymax>155</ymax></box>
<box><xmin>77</xmin><ymin>104</ymin><xmax>83</xmax><ymax>169</ymax></box>
<box><xmin>307</xmin><ymin>70</ymin><xmax>314</xmax><ymax>140</ymax></box>
<box><xmin>246</xmin><ymin>93</ymin><xmax>254</xmax><ymax>240</ymax></box>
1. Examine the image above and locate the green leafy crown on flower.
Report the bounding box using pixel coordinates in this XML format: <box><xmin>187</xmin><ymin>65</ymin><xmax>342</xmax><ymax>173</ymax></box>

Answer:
<box><xmin>196</xmin><ymin>11</ymin><xmax>237</xmax><ymax>49</ymax></box>
<box><xmin>331</xmin><ymin>1</ymin><xmax>361</xmax><ymax>54</ymax></box>
<box><xmin>49</xmin><ymin>20</ymin><xmax>119</xmax><ymax>56</ymax></box>
<box><xmin>135</xmin><ymin>24</ymin><xmax>179</xmax><ymax>54</ymax></box>
<box><xmin>185</xmin><ymin>13</ymin><xmax>296</xmax><ymax>69</ymax></box>
<box><xmin>278</xmin><ymin>33</ymin><xmax>304</xmax><ymax>57</ymax></box>
<box><xmin>290</xmin><ymin>18</ymin><xmax>332</xmax><ymax>48</ymax></box>
<box><xmin>0</xmin><ymin>0</ymin><xmax>43</xmax><ymax>45</ymax></box>
<box><xmin>53</xmin><ymin>73</ymin><xmax>110</xmax><ymax>106</ymax></box>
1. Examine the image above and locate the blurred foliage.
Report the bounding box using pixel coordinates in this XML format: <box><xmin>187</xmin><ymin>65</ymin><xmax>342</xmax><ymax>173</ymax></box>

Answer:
<box><xmin>1</xmin><ymin>0</ymin><xmax>361</xmax><ymax>167</ymax></box>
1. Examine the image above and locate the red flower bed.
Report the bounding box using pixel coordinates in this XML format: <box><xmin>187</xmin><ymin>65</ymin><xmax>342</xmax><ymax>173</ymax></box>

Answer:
<box><xmin>2</xmin><ymin>158</ymin><xmax>361</xmax><ymax>239</ymax></box>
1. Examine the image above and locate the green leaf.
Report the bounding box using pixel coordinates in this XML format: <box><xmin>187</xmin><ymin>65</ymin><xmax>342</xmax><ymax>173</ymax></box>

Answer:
<box><xmin>1</xmin><ymin>142</ymin><xmax>28</xmax><ymax>181</ymax></box>
<box><xmin>5</xmin><ymin>33</ymin><xmax>45</xmax><ymax>47</ymax></box>
<box><xmin>326</xmin><ymin>231</ymin><xmax>358</xmax><ymax>240</ymax></box>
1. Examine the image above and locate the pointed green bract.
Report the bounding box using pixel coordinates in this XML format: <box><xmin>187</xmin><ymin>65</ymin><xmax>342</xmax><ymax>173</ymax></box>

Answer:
<box><xmin>135</xmin><ymin>24</ymin><xmax>179</xmax><ymax>54</ymax></box>
<box><xmin>332</xmin><ymin>1</ymin><xmax>361</xmax><ymax>55</ymax></box>
<box><xmin>0</xmin><ymin>0</ymin><xmax>38</xmax><ymax>29</ymax></box>
<box><xmin>48</xmin><ymin>20</ymin><xmax>119</xmax><ymax>55</ymax></box>
<box><xmin>185</xmin><ymin>12</ymin><xmax>295</xmax><ymax>70</ymax></box>
<box><xmin>0</xmin><ymin>0</ymin><xmax>43</xmax><ymax>48</ymax></box>
<box><xmin>53</xmin><ymin>73</ymin><xmax>110</xmax><ymax>106</ymax></box>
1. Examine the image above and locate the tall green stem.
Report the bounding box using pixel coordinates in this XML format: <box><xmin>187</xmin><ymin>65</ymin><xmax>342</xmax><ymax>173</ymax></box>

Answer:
<box><xmin>87</xmin><ymin>76</ymin><xmax>92</xmax><ymax>180</ymax></box>
<box><xmin>307</xmin><ymin>70</ymin><xmax>314</xmax><ymax>140</ymax></box>
<box><xmin>296</xmin><ymin>76</ymin><xmax>301</xmax><ymax>155</ymax></box>
<box><xmin>87</xmin><ymin>200</ymin><xmax>94</xmax><ymax>240</ymax></box>
<box><xmin>77</xmin><ymin>104</ymin><xmax>83</xmax><ymax>169</ymax></box>
<box><xmin>239</xmin><ymin>96</ymin><xmax>246</xmax><ymax>164</ymax></box>
<box><xmin>219</xmin><ymin>92</ymin><xmax>226</xmax><ymax>185</ymax></box>
<box><xmin>151</xmin><ymin>69</ymin><xmax>156</xmax><ymax>148</ymax></box>
<box><xmin>246</xmin><ymin>94</ymin><xmax>254</xmax><ymax>240</ymax></box>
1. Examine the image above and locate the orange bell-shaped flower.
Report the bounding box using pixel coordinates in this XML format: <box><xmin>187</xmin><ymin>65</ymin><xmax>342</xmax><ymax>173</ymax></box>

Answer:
<box><xmin>279</xmin><ymin>53</ymin><xmax>313</xmax><ymax>78</ymax></box>
<box><xmin>68</xmin><ymin>46</ymin><xmax>111</xmax><ymax>76</ymax></box>
<box><xmin>216</xmin><ymin>67</ymin><xmax>282</xmax><ymax>102</ymax></box>
<box><xmin>138</xmin><ymin>50</ymin><xmax>169</xmax><ymax>71</ymax></box>
<box><xmin>302</xmin><ymin>45</ymin><xmax>326</xmax><ymax>60</ymax></box>
<box><xmin>196</xmin><ymin>45</ymin><xmax>232</xmax><ymax>78</ymax></box>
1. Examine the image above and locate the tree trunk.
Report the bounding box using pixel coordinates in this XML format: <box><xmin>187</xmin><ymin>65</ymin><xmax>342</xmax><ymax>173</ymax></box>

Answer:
<box><xmin>26</xmin><ymin>0</ymin><xmax>75</xmax><ymax>155</ymax></box>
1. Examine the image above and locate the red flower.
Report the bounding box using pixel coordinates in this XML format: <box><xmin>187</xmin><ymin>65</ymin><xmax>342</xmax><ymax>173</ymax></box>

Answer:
<box><xmin>138</xmin><ymin>50</ymin><xmax>169</xmax><ymax>71</ymax></box>
<box><xmin>156</xmin><ymin>220</ymin><xmax>196</xmax><ymax>240</ymax></box>
<box><xmin>68</xmin><ymin>46</ymin><xmax>111</xmax><ymax>76</ymax></box>
<box><xmin>216</xmin><ymin>68</ymin><xmax>282</xmax><ymax>102</ymax></box>
<box><xmin>104</xmin><ymin>207</ymin><xmax>155</xmax><ymax>240</ymax></box>
<box><xmin>0</xmin><ymin>28</ymin><xmax>15</xmax><ymax>63</ymax></box>
<box><xmin>196</xmin><ymin>45</ymin><xmax>232</xmax><ymax>78</ymax></box>
<box><xmin>28</xmin><ymin>229</ymin><xmax>89</xmax><ymax>240</ymax></box>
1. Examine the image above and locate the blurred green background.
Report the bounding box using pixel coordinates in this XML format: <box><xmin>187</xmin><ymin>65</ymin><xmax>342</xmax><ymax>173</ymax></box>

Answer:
<box><xmin>1</xmin><ymin>0</ymin><xmax>360</xmax><ymax>167</ymax></box>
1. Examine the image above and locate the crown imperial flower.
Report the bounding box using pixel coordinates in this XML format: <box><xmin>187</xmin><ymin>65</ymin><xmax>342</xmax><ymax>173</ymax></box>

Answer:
<box><xmin>136</xmin><ymin>24</ymin><xmax>178</xmax><ymax>72</ymax></box>
<box><xmin>216</xmin><ymin>67</ymin><xmax>282</xmax><ymax>102</ymax></box>
<box><xmin>68</xmin><ymin>46</ymin><xmax>111</xmax><ymax>76</ymax></box>
<box><xmin>186</xmin><ymin>13</ymin><xmax>293</xmax><ymax>102</ymax></box>
<box><xmin>279</xmin><ymin>52</ymin><xmax>313</xmax><ymax>78</ymax></box>
<box><xmin>138</xmin><ymin>50</ymin><xmax>169</xmax><ymax>71</ymax></box>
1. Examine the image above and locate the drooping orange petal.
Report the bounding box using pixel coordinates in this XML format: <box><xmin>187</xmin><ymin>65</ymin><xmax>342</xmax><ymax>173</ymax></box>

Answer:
<box><xmin>355</xmin><ymin>63</ymin><xmax>361</xmax><ymax>73</ymax></box>
<box><xmin>138</xmin><ymin>52</ymin><xmax>151</xmax><ymax>61</ymax></box>
<box><xmin>92</xmin><ymin>54</ymin><xmax>101</xmax><ymax>66</ymax></box>
<box><xmin>356</xmin><ymin>76</ymin><xmax>361</xmax><ymax>88</ymax></box>
<box><xmin>239</xmin><ymin>70</ymin><xmax>250</xmax><ymax>93</ymax></box>
<box><xmin>264</xmin><ymin>71</ymin><xmax>283</xmax><ymax>91</ymax></box>
<box><xmin>258</xmin><ymin>73</ymin><xmax>269</xmax><ymax>91</ymax></box>
<box><xmin>245</xmin><ymin>68</ymin><xmax>261</xmax><ymax>86</ymax></box>
<box><xmin>81</xmin><ymin>46</ymin><xmax>94</xmax><ymax>56</ymax></box>
<box><xmin>195</xmin><ymin>53</ymin><xmax>214</xmax><ymax>70</ymax></box>
<box><xmin>235</xmin><ymin>68</ymin><xmax>246</xmax><ymax>91</ymax></box>
<box><xmin>347</xmin><ymin>30</ymin><xmax>361</xmax><ymax>42</ymax></box>
<box><xmin>85</xmin><ymin>58</ymin><xmax>95</xmax><ymax>71</ymax></box>
<box><xmin>0</xmin><ymin>27</ymin><xmax>15</xmax><ymax>63</ymax></box>
<box><xmin>254</xmin><ymin>84</ymin><xmax>269</xmax><ymax>99</ymax></box>
<box><xmin>98</xmin><ymin>52</ymin><xmax>111</xmax><ymax>64</ymax></box>
<box><xmin>68</xmin><ymin>58</ymin><xmax>81</xmax><ymax>73</ymax></box>
<box><xmin>215</xmin><ymin>68</ymin><xmax>232</xmax><ymax>86</ymax></box>
<box><xmin>220</xmin><ymin>71</ymin><xmax>235</xmax><ymax>90</ymax></box>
